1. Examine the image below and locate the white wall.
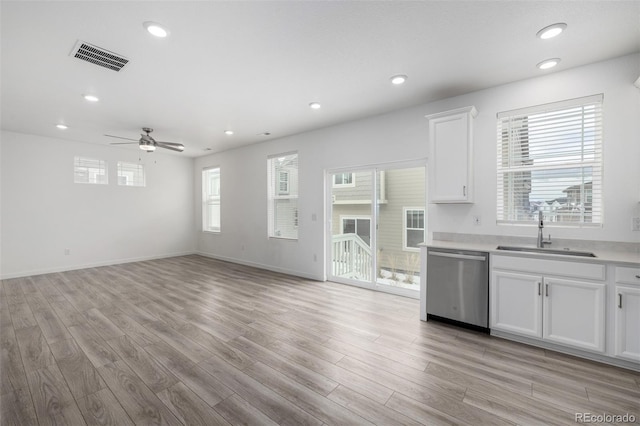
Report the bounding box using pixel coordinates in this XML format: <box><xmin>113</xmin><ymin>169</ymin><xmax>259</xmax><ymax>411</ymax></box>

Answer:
<box><xmin>194</xmin><ymin>54</ymin><xmax>640</xmax><ymax>280</ymax></box>
<box><xmin>0</xmin><ymin>131</ymin><xmax>196</xmax><ymax>278</ymax></box>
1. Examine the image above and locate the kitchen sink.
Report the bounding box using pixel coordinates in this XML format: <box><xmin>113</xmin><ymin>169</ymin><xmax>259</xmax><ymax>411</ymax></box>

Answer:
<box><xmin>496</xmin><ymin>246</ymin><xmax>597</xmax><ymax>257</ymax></box>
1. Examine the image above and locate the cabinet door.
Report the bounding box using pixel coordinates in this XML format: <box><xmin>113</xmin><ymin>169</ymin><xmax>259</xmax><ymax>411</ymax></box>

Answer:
<box><xmin>428</xmin><ymin>110</ymin><xmax>472</xmax><ymax>203</ymax></box>
<box><xmin>491</xmin><ymin>271</ymin><xmax>542</xmax><ymax>338</ymax></box>
<box><xmin>543</xmin><ymin>278</ymin><xmax>605</xmax><ymax>353</ymax></box>
<box><xmin>614</xmin><ymin>285</ymin><xmax>640</xmax><ymax>361</ymax></box>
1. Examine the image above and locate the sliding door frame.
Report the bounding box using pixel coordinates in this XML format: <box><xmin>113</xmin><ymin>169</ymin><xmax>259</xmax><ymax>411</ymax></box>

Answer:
<box><xmin>325</xmin><ymin>158</ymin><xmax>427</xmax><ymax>299</ymax></box>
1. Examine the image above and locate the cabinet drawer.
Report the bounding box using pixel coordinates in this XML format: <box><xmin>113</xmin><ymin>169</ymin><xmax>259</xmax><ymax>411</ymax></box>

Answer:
<box><xmin>615</xmin><ymin>266</ymin><xmax>640</xmax><ymax>285</ymax></box>
<box><xmin>492</xmin><ymin>255</ymin><xmax>605</xmax><ymax>281</ymax></box>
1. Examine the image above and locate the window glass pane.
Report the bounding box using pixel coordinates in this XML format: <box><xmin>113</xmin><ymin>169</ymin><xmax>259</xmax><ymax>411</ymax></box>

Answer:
<box><xmin>117</xmin><ymin>162</ymin><xmax>145</xmax><ymax>187</ymax></box>
<box><xmin>202</xmin><ymin>167</ymin><xmax>221</xmax><ymax>232</ymax></box>
<box><xmin>74</xmin><ymin>156</ymin><xmax>108</xmax><ymax>184</ymax></box>
<box><xmin>406</xmin><ymin>229</ymin><xmax>424</xmax><ymax>248</ymax></box>
<box><xmin>268</xmin><ymin>153</ymin><xmax>298</xmax><ymax>239</ymax></box>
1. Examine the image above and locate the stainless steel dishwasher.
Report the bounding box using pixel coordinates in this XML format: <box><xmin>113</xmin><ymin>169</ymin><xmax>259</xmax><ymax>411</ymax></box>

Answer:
<box><xmin>426</xmin><ymin>247</ymin><xmax>489</xmax><ymax>332</ymax></box>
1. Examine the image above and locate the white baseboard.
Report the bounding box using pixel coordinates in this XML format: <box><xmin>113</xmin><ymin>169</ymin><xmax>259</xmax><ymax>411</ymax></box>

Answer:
<box><xmin>195</xmin><ymin>251</ymin><xmax>324</xmax><ymax>282</ymax></box>
<box><xmin>0</xmin><ymin>251</ymin><xmax>197</xmax><ymax>280</ymax></box>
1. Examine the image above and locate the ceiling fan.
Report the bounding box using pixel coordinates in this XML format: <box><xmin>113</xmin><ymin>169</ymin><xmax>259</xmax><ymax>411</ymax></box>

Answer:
<box><xmin>105</xmin><ymin>127</ymin><xmax>185</xmax><ymax>152</ymax></box>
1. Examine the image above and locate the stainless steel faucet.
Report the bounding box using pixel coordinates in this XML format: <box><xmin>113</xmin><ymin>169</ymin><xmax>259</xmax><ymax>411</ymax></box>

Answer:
<box><xmin>537</xmin><ymin>211</ymin><xmax>551</xmax><ymax>248</ymax></box>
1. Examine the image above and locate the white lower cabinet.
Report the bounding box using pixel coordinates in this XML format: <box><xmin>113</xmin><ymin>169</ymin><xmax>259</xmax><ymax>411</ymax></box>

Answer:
<box><xmin>491</xmin><ymin>256</ymin><xmax>606</xmax><ymax>354</ymax></box>
<box><xmin>542</xmin><ymin>277</ymin><xmax>605</xmax><ymax>352</ymax></box>
<box><xmin>491</xmin><ymin>271</ymin><xmax>541</xmax><ymax>338</ymax></box>
<box><xmin>614</xmin><ymin>283</ymin><xmax>640</xmax><ymax>362</ymax></box>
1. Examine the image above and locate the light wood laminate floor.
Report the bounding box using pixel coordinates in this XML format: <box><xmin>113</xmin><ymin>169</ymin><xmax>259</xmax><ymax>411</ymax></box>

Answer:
<box><xmin>1</xmin><ymin>255</ymin><xmax>639</xmax><ymax>425</ymax></box>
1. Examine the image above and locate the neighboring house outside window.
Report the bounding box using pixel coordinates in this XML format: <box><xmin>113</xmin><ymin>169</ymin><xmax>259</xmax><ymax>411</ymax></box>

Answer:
<box><xmin>202</xmin><ymin>167</ymin><xmax>221</xmax><ymax>232</ymax></box>
<box><xmin>497</xmin><ymin>94</ymin><xmax>603</xmax><ymax>226</ymax></box>
<box><xmin>403</xmin><ymin>208</ymin><xmax>425</xmax><ymax>251</ymax></box>
<box><xmin>74</xmin><ymin>156</ymin><xmax>108</xmax><ymax>184</ymax></box>
<box><xmin>268</xmin><ymin>153</ymin><xmax>298</xmax><ymax>239</ymax></box>
<box><xmin>341</xmin><ymin>216</ymin><xmax>371</xmax><ymax>246</ymax></box>
<box><xmin>117</xmin><ymin>161</ymin><xmax>145</xmax><ymax>187</ymax></box>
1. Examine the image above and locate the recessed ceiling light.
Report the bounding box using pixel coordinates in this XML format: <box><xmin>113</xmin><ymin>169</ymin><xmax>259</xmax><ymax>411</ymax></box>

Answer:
<box><xmin>537</xmin><ymin>23</ymin><xmax>567</xmax><ymax>40</ymax></box>
<box><xmin>83</xmin><ymin>94</ymin><xmax>99</xmax><ymax>102</ymax></box>
<box><xmin>537</xmin><ymin>58</ymin><xmax>561</xmax><ymax>70</ymax></box>
<box><xmin>309</xmin><ymin>102</ymin><xmax>321</xmax><ymax>109</ymax></box>
<box><xmin>56</xmin><ymin>124</ymin><xmax>68</xmax><ymax>130</ymax></box>
<box><xmin>224</xmin><ymin>130</ymin><xmax>234</xmax><ymax>135</ymax></box>
<box><xmin>390</xmin><ymin>75</ymin><xmax>407</xmax><ymax>85</ymax></box>
<box><xmin>143</xmin><ymin>21</ymin><xmax>169</xmax><ymax>38</ymax></box>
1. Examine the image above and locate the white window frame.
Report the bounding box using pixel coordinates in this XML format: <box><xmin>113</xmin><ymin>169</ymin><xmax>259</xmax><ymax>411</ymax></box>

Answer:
<box><xmin>340</xmin><ymin>215</ymin><xmax>372</xmax><ymax>246</ymax></box>
<box><xmin>117</xmin><ymin>161</ymin><xmax>145</xmax><ymax>187</ymax></box>
<box><xmin>74</xmin><ymin>156</ymin><xmax>108</xmax><ymax>184</ymax></box>
<box><xmin>403</xmin><ymin>208</ymin><xmax>425</xmax><ymax>251</ymax></box>
<box><xmin>333</xmin><ymin>172</ymin><xmax>355</xmax><ymax>188</ymax></box>
<box><xmin>497</xmin><ymin>94</ymin><xmax>603</xmax><ymax>227</ymax></box>
<box><xmin>202</xmin><ymin>167</ymin><xmax>221</xmax><ymax>233</ymax></box>
<box><xmin>268</xmin><ymin>152</ymin><xmax>299</xmax><ymax>240</ymax></box>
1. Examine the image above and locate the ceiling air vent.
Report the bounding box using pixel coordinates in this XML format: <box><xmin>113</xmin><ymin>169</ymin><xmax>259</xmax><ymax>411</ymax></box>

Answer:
<box><xmin>70</xmin><ymin>40</ymin><xmax>129</xmax><ymax>72</ymax></box>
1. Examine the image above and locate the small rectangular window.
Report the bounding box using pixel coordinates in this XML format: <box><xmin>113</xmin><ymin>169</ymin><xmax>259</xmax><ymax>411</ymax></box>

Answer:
<box><xmin>268</xmin><ymin>153</ymin><xmax>298</xmax><ymax>239</ymax></box>
<box><xmin>203</xmin><ymin>167</ymin><xmax>221</xmax><ymax>232</ymax></box>
<box><xmin>497</xmin><ymin>94</ymin><xmax>603</xmax><ymax>226</ymax></box>
<box><xmin>74</xmin><ymin>156</ymin><xmax>108</xmax><ymax>184</ymax></box>
<box><xmin>117</xmin><ymin>162</ymin><xmax>145</xmax><ymax>187</ymax></box>
<box><xmin>404</xmin><ymin>208</ymin><xmax>425</xmax><ymax>250</ymax></box>
<box><xmin>333</xmin><ymin>172</ymin><xmax>355</xmax><ymax>187</ymax></box>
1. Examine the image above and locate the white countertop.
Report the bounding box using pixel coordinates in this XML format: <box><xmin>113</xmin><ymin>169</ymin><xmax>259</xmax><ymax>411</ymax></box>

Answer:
<box><xmin>421</xmin><ymin>239</ymin><xmax>640</xmax><ymax>266</ymax></box>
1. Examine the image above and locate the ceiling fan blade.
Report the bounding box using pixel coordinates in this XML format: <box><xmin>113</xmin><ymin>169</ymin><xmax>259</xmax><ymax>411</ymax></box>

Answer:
<box><xmin>156</xmin><ymin>141</ymin><xmax>185</xmax><ymax>152</ymax></box>
<box><xmin>105</xmin><ymin>134</ymin><xmax>139</xmax><ymax>142</ymax></box>
<box><xmin>109</xmin><ymin>142</ymin><xmax>139</xmax><ymax>145</ymax></box>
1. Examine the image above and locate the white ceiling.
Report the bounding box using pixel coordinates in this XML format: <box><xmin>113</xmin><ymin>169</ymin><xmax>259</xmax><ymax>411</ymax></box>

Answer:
<box><xmin>1</xmin><ymin>1</ymin><xmax>638</xmax><ymax>157</ymax></box>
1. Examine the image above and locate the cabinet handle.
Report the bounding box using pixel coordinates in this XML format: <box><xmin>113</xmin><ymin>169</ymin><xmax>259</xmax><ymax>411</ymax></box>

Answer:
<box><xmin>618</xmin><ymin>293</ymin><xmax>623</xmax><ymax>309</ymax></box>
<box><xmin>636</xmin><ymin>275</ymin><xmax>640</xmax><ymax>279</ymax></box>
<box><xmin>537</xmin><ymin>282</ymin><xmax>541</xmax><ymax>296</ymax></box>
<box><xmin>545</xmin><ymin>283</ymin><xmax>549</xmax><ymax>297</ymax></box>
<box><xmin>463</xmin><ymin>185</ymin><xmax>466</xmax><ymax>196</ymax></box>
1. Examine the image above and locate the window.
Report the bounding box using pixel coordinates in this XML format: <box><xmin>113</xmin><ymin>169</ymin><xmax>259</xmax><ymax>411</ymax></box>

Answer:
<box><xmin>117</xmin><ymin>162</ymin><xmax>145</xmax><ymax>187</ymax></box>
<box><xmin>268</xmin><ymin>153</ymin><xmax>298</xmax><ymax>239</ymax></box>
<box><xmin>341</xmin><ymin>216</ymin><xmax>371</xmax><ymax>246</ymax></box>
<box><xmin>74</xmin><ymin>156</ymin><xmax>108</xmax><ymax>184</ymax></box>
<box><xmin>202</xmin><ymin>167</ymin><xmax>221</xmax><ymax>232</ymax></box>
<box><xmin>497</xmin><ymin>94</ymin><xmax>602</xmax><ymax>226</ymax></box>
<box><xmin>403</xmin><ymin>208</ymin><xmax>425</xmax><ymax>250</ymax></box>
<box><xmin>333</xmin><ymin>172</ymin><xmax>355</xmax><ymax>187</ymax></box>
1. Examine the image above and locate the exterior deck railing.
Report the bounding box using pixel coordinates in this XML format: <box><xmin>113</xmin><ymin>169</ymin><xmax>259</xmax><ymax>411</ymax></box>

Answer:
<box><xmin>331</xmin><ymin>233</ymin><xmax>372</xmax><ymax>281</ymax></box>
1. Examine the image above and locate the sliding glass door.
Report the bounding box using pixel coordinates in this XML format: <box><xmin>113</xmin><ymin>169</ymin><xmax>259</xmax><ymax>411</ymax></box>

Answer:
<box><xmin>328</xmin><ymin>164</ymin><xmax>425</xmax><ymax>298</ymax></box>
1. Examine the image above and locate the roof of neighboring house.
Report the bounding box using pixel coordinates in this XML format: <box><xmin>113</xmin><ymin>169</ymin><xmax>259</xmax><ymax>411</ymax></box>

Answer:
<box><xmin>563</xmin><ymin>182</ymin><xmax>593</xmax><ymax>193</ymax></box>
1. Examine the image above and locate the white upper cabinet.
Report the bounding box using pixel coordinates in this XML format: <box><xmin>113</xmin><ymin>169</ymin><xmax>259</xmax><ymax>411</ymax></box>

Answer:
<box><xmin>426</xmin><ymin>106</ymin><xmax>477</xmax><ymax>203</ymax></box>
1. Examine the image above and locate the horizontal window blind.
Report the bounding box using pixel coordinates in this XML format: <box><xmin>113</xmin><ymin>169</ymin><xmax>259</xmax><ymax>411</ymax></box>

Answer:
<box><xmin>267</xmin><ymin>152</ymin><xmax>299</xmax><ymax>239</ymax></box>
<box><xmin>117</xmin><ymin>161</ymin><xmax>145</xmax><ymax>187</ymax></box>
<box><xmin>497</xmin><ymin>94</ymin><xmax>603</xmax><ymax>226</ymax></box>
<box><xmin>74</xmin><ymin>156</ymin><xmax>108</xmax><ymax>184</ymax></box>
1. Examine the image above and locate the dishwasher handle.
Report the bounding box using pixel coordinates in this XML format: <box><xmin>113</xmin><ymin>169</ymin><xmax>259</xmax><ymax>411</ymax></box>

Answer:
<box><xmin>428</xmin><ymin>251</ymin><xmax>486</xmax><ymax>262</ymax></box>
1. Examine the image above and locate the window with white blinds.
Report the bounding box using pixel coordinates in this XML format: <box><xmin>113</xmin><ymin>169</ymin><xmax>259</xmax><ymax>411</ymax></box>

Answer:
<box><xmin>497</xmin><ymin>94</ymin><xmax>603</xmax><ymax>226</ymax></box>
<box><xmin>74</xmin><ymin>156</ymin><xmax>108</xmax><ymax>184</ymax></box>
<box><xmin>117</xmin><ymin>162</ymin><xmax>145</xmax><ymax>187</ymax></box>
<box><xmin>202</xmin><ymin>167</ymin><xmax>221</xmax><ymax>232</ymax></box>
<box><xmin>267</xmin><ymin>152</ymin><xmax>298</xmax><ymax>239</ymax></box>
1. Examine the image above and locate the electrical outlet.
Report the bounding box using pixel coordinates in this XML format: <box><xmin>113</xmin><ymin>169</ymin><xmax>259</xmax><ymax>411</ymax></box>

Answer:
<box><xmin>64</xmin><ymin>248</ymin><xmax>70</xmax><ymax>255</ymax></box>
<box><xmin>632</xmin><ymin>217</ymin><xmax>640</xmax><ymax>231</ymax></box>
<box><xmin>473</xmin><ymin>216</ymin><xmax>481</xmax><ymax>226</ymax></box>
<box><xmin>313</xmin><ymin>254</ymin><xmax>317</xmax><ymax>262</ymax></box>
